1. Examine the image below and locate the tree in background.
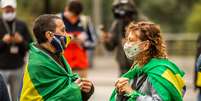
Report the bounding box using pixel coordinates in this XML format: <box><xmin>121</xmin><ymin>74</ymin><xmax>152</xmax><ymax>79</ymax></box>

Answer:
<box><xmin>135</xmin><ymin>0</ymin><xmax>196</xmax><ymax>33</ymax></box>
<box><xmin>15</xmin><ymin>0</ymin><xmax>201</xmax><ymax>33</ymax></box>
<box><xmin>186</xmin><ymin>1</ymin><xmax>201</xmax><ymax>33</ymax></box>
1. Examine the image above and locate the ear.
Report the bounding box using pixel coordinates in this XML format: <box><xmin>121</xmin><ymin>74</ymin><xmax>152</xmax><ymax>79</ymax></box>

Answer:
<box><xmin>45</xmin><ymin>31</ymin><xmax>54</xmax><ymax>41</ymax></box>
<box><xmin>142</xmin><ymin>41</ymin><xmax>150</xmax><ymax>51</ymax></box>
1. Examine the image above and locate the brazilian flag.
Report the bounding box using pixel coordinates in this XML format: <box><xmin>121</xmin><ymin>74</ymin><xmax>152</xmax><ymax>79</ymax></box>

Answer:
<box><xmin>19</xmin><ymin>43</ymin><xmax>82</xmax><ymax>101</ymax></box>
<box><xmin>110</xmin><ymin>58</ymin><xmax>185</xmax><ymax>101</ymax></box>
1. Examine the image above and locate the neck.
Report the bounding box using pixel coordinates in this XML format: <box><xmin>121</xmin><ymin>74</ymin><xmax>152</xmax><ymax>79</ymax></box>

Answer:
<box><xmin>40</xmin><ymin>42</ymin><xmax>56</xmax><ymax>53</ymax></box>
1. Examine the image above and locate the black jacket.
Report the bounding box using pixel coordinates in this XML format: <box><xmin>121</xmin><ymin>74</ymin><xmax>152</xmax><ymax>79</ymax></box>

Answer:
<box><xmin>104</xmin><ymin>19</ymin><xmax>133</xmax><ymax>70</ymax></box>
<box><xmin>0</xmin><ymin>74</ymin><xmax>10</xmax><ymax>101</ymax></box>
<box><xmin>0</xmin><ymin>18</ymin><xmax>32</xmax><ymax>70</ymax></box>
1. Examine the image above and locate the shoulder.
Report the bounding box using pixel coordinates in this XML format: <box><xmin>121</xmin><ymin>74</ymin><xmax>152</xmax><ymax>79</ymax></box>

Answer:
<box><xmin>15</xmin><ymin>19</ymin><xmax>28</xmax><ymax>27</ymax></box>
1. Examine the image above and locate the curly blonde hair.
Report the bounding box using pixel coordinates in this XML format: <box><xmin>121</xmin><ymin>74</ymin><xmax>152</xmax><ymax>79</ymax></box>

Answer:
<box><xmin>126</xmin><ymin>21</ymin><xmax>168</xmax><ymax>67</ymax></box>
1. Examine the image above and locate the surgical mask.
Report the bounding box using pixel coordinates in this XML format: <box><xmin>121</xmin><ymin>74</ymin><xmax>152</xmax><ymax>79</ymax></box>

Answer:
<box><xmin>51</xmin><ymin>34</ymin><xmax>71</xmax><ymax>54</ymax></box>
<box><xmin>2</xmin><ymin>12</ymin><xmax>16</xmax><ymax>21</ymax></box>
<box><xmin>123</xmin><ymin>42</ymin><xmax>143</xmax><ymax>60</ymax></box>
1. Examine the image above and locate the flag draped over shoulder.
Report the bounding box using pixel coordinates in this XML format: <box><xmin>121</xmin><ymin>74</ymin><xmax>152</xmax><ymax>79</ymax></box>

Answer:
<box><xmin>110</xmin><ymin>58</ymin><xmax>185</xmax><ymax>101</ymax></box>
<box><xmin>20</xmin><ymin>43</ymin><xmax>82</xmax><ymax>101</ymax></box>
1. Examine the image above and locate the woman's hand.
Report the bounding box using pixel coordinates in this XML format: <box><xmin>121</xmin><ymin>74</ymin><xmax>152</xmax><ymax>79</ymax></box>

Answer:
<box><xmin>115</xmin><ymin>78</ymin><xmax>133</xmax><ymax>94</ymax></box>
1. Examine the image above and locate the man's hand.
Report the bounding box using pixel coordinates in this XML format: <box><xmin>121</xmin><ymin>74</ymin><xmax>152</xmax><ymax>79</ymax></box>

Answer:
<box><xmin>74</xmin><ymin>78</ymin><xmax>93</xmax><ymax>93</ymax></box>
<box><xmin>80</xmin><ymin>78</ymin><xmax>93</xmax><ymax>93</ymax></box>
<box><xmin>74</xmin><ymin>78</ymin><xmax>83</xmax><ymax>87</ymax></box>
<box><xmin>115</xmin><ymin>78</ymin><xmax>133</xmax><ymax>94</ymax></box>
<box><xmin>13</xmin><ymin>32</ymin><xmax>23</xmax><ymax>43</ymax></box>
<box><xmin>2</xmin><ymin>34</ymin><xmax>12</xmax><ymax>44</ymax></box>
<box><xmin>100</xmin><ymin>32</ymin><xmax>111</xmax><ymax>43</ymax></box>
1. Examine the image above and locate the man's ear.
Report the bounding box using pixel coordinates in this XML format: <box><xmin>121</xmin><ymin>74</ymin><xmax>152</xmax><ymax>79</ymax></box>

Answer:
<box><xmin>45</xmin><ymin>31</ymin><xmax>54</xmax><ymax>41</ymax></box>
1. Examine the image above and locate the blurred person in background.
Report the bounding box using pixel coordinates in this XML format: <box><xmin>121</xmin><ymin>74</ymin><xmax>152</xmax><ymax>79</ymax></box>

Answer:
<box><xmin>0</xmin><ymin>0</ymin><xmax>32</xmax><ymax>100</ymax></box>
<box><xmin>101</xmin><ymin>0</ymin><xmax>144</xmax><ymax>76</ymax></box>
<box><xmin>194</xmin><ymin>33</ymin><xmax>201</xmax><ymax>101</ymax></box>
<box><xmin>19</xmin><ymin>14</ymin><xmax>94</xmax><ymax>101</ymax></box>
<box><xmin>0</xmin><ymin>74</ymin><xmax>10</xmax><ymax>101</ymax></box>
<box><xmin>58</xmin><ymin>0</ymin><xmax>97</xmax><ymax>78</ymax></box>
<box><xmin>110</xmin><ymin>21</ymin><xmax>186</xmax><ymax>101</ymax></box>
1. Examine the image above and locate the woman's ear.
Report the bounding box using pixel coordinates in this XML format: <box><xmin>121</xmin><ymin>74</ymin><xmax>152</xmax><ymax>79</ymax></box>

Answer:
<box><xmin>45</xmin><ymin>31</ymin><xmax>54</xmax><ymax>41</ymax></box>
<box><xmin>143</xmin><ymin>41</ymin><xmax>150</xmax><ymax>51</ymax></box>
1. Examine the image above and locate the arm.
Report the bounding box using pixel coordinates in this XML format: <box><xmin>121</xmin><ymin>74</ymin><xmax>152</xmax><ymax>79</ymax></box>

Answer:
<box><xmin>81</xmin><ymin>84</ymin><xmax>94</xmax><ymax>101</ymax></box>
<box><xmin>125</xmin><ymin>82</ymin><xmax>162</xmax><ymax>101</ymax></box>
<box><xmin>17</xmin><ymin>22</ymin><xmax>33</xmax><ymax>49</ymax></box>
<box><xmin>16</xmin><ymin>22</ymin><xmax>33</xmax><ymax>56</ymax></box>
<box><xmin>103</xmin><ymin>21</ymin><xmax>119</xmax><ymax>51</ymax></box>
<box><xmin>195</xmin><ymin>54</ymin><xmax>201</xmax><ymax>89</ymax></box>
<box><xmin>0</xmin><ymin>40</ymin><xmax>7</xmax><ymax>50</ymax></box>
<box><xmin>83</xmin><ymin>17</ymin><xmax>97</xmax><ymax>49</ymax></box>
<box><xmin>116</xmin><ymin>78</ymin><xmax>162</xmax><ymax>101</ymax></box>
<box><xmin>195</xmin><ymin>34</ymin><xmax>201</xmax><ymax>89</ymax></box>
<box><xmin>0</xmin><ymin>34</ymin><xmax>10</xmax><ymax>51</ymax></box>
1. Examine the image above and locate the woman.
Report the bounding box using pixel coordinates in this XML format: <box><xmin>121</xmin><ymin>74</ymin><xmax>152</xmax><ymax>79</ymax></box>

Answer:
<box><xmin>110</xmin><ymin>21</ymin><xmax>186</xmax><ymax>101</ymax></box>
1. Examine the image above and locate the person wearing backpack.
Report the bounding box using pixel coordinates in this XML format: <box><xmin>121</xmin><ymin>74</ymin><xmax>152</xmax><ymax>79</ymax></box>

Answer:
<box><xmin>58</xmin><ymin>0</ymin><xmax>97</xmax><ymax>78</ymax></box>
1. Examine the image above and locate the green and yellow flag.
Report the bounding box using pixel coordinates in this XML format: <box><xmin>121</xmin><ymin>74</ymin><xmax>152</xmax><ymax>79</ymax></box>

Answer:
<box><xmin>110</xmin><ymin>58</ymin><xmax>185</xmax><ymax>101</ymax></box>
<box><xmin>20</xmin><ymin>43</ymin><xmax>82</xmax><ymax>101</ymax></box>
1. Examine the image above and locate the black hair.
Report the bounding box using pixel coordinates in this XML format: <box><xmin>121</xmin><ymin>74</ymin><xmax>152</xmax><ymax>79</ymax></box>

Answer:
<box><xmin>33</xmin><ymin>14</ymin><xmax>61</xmax><ymax>44</ymax></box>
<box><xmin>68</xmin><ymin>0</ymin><xmax>83</xmax><ymax>16</ymax></box>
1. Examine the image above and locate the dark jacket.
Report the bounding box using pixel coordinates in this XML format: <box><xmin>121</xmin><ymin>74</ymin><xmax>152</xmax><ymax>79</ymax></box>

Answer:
<box><xmin>104</xmin><ymin>19</ymin><xmax>133</xmax><ymax>71</ymax></box>
<box><xmin>194</xmin><ymin>33</ymin><xmax>201</xmax><ymax>89</ymax></box>
<box><xmin>0</xmin><ymin>74</ymin><xmax>10</xmax><ymax>101</ymax></box>
<box><xmin>0</xmin><ymin>18</ymin><xmax>32</xmax><ymax>70</ymax></box>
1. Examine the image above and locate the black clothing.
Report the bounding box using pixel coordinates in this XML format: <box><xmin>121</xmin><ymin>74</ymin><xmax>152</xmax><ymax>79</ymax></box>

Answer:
<box><xmin>0</xmin><ymin>74</ymin><xmax>10</xmax><ymax>101</ymax></box>
<box><xmin>0</xmin><ymin>18</ymin><xmax>32</xmax><ymax>70</ymax></box>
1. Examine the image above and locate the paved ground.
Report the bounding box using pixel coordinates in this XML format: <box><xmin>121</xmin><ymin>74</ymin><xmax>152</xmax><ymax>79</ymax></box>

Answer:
<box><xmin>87</xmin><ymin>55</ymin><xmax>197</xmax><ymax>101</ymax></box>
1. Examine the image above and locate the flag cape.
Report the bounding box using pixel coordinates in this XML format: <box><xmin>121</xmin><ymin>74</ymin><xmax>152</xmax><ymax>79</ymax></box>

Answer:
<box><xmin>20</xmin><ymin>43</ymin><xmax>82</xmax><ymax>101</ymax></box>
<box><xmin>110</xmin><ymin>58</ymin><xmax>185</xmax><ymax>101</ymax></box>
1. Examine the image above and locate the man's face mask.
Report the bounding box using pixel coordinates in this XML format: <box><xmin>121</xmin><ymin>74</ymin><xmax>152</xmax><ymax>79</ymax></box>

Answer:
<box><xmin>123</xmin><ymin>41</ymin><xmax>146</xmax><ymax>60</ymax></box>
<box><xmin>50</xmin><ymin>33</ymin><xmax>71</xmax><ymax>54</ymax></box>
<box><xmin>2</xmin><ymin>12</ymin><xmax>16</xmax><ymax>21</ymax></box>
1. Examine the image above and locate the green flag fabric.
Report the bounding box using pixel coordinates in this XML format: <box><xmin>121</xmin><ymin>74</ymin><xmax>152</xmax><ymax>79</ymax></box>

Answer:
<box><xmin>110</xmin><ymin>58</ymin><xmax>185</xmax><ymax>101</ymax></box>
<box><xmin>20</xmin><ymin>43</ymin><xmax>82</xmax><ymax>101</ymax></box>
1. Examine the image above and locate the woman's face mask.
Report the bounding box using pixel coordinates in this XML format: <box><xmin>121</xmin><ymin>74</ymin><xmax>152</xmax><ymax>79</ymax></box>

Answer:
<box><xmin>50</xmin><ymin>34</ymin><xmax>71</xmax><ymax>54</ymax></box>
<box><xmin>123</xmin><ymin>41</ymin><xmax>145</xmax><ymax>60</ymax></box>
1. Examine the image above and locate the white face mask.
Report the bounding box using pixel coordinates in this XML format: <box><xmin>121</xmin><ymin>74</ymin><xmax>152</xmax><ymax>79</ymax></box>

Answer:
<box><xmin>123</xmin><ymin>42</ymin><xmax>143</xmax><ymax>60</ymax></box>
<box><xmin>2</xmin><ymin>12</ymin><xmax>16</xmax><ymax>21</ymax></box>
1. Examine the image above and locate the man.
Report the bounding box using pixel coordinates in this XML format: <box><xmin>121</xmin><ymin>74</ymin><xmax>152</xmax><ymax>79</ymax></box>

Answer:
<box><xmin>20</xmin><ymin>14</ymin><xmax>94</xmax><ymax>101</ymax></box>
<box><xmin>0</xmin><ymin>0</ymin><xmax>32</xmax><ymax>100</ymax></box>
<box><xmin>194</xmin><ymin>33</ymin><xmax>201</xmax><ymax>101</ymax></box>
<box><xmin>58</xmin><ymin>0</ymin><xmax>97</xmax><ymax>78</ymax></box>
<box><xmin>102</xmin><ymin>0</ymin><xmax>142</xmax><ymax>76</ymax></box>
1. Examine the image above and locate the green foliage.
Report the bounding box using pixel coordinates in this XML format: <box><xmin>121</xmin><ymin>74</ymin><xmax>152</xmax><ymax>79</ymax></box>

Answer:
<box><xmin>136</xmin><ymin>0</ymin><xmax>194</xmax><ymax>32</ymax></box>
<box><xmin>14</xmin><ymin>0</ymin><xmax>200</xmax><ymax>33</ymax></box>
<box><xmin>186</xmin><ymin>2</ymin><xmax>201</xmax><ymax>33</ymax></box>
